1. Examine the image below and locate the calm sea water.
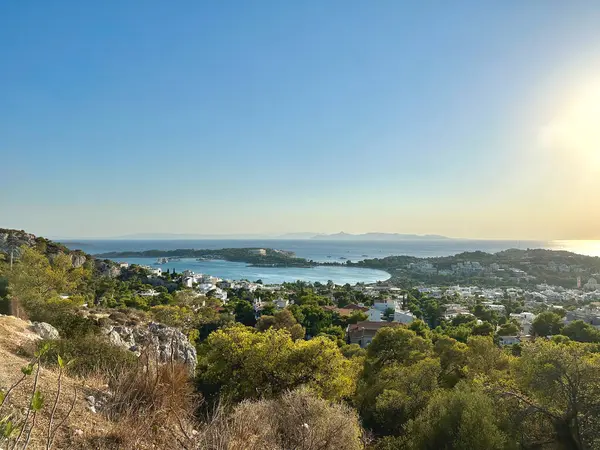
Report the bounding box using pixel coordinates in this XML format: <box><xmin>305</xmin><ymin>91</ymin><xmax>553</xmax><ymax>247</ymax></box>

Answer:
<box><xmin>60</xmin><ymin>239</ymin><xmax>600</xmax><ymax>285</ymax></box>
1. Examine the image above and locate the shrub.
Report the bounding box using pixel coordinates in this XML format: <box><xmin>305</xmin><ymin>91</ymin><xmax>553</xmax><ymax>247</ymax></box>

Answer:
<box><xmin>42</xmin><ymin>336</ymin><xmax>136</xmax><ymax>378</ymax></box>
<box><xmin>24</xmin><ymin>298</ymin><xmax>98</xmax><ymax>339</ymax></box>
<box><xmin>103</xmin><ymin>355</ymin><xmax>199</xmax><ymax>449</ymax></box>
<box><xmin>196</xmin><ymin>389</ymin><xmax>364</xmax><ymax>450</ymax></box>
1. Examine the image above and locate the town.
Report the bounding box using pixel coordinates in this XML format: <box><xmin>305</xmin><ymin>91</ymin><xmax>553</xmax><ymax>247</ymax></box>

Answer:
<box><xmin>128</xmin><ymin>250</ymin><xmax>600</xmax><ymax>349</ymax></box>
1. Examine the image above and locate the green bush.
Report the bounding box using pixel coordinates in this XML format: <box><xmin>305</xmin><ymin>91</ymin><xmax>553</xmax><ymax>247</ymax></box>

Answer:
<box><xmin>41</xmin><ymin>335</ymin><xmax>136</xmax><ymax>378</ymax></box>
<box><xmin>24</xmin><ymin>298</ymin><xmax>98</xmax><ymax>339</ymax></box>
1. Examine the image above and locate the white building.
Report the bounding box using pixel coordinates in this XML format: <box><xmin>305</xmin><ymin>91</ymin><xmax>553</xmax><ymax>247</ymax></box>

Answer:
<box><xmin>394</xmin><ymin>310</ymin><xmax>416</xmax><ymax>324</ymax></box>
<box><xmin>367</xmin><ymin>308</ymin><xmax>383</xmax><ymax>322</ymax></box>
<box><xmin>275</xmin><ymin>298</ymin><xmax>289</xmax><ymax>309</ymax></box>
<box><xmin>499</xmin><ymin>336</ymin><xmax>520</xmax><ymax>346</ymax></box>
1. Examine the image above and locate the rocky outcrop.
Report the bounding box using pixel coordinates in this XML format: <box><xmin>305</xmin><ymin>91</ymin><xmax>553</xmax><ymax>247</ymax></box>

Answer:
<box><xmin>95</xmin><ymin>260</ymin><xmax>121</xmax><ymax>278</ymax></box>
<box><xmin>0</xmin><ymin>229</ymin><xmax>36</xmax><ymax>259</ymax></box>
<box><xmin>101</xmin><ymin>322</ymin><xmax>197</xmax><ymax>373</ymax></box>
<box><xmin>30</xmin><ymin>322</ymin><xmax>60</xmax><ymax>340</ymax></box>
<box><xmin>70</xmin><ymin>253</ymin><xmax>87</xmax><ymax>268</ymax></box>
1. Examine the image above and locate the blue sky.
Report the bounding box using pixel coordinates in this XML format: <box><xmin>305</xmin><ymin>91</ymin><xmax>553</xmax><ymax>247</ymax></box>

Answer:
<box><xmin>2</xmin><ymin>1</ymin><xmax>600</xmax><ymax>239</ymax></box>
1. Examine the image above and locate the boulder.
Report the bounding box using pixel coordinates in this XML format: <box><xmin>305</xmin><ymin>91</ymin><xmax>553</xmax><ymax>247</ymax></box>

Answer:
<box><xmin>107</xmin><ymin>330</ymin><xmax>126</xmax><ymax>348</ymax></box>
<box><xmin>70</xmin><ymin>253</ymin><xmax>87</xmax><ymax>268</ymax></box>
<box><xmin>103</xmin><ymin>321</ymin><xmax>197</xmax><ymax>373</ymax></box>
<box><xmin>31</xmin><ymin>322</ymin><xmax>60</xmax><ymax>340</ymax></box>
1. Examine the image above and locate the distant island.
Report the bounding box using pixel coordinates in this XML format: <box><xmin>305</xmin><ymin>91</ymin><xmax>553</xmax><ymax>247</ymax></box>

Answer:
<box><xmin>96</xmin><ymin>247</ymin><xmax>325</xmax><ymax>268</ymax></box>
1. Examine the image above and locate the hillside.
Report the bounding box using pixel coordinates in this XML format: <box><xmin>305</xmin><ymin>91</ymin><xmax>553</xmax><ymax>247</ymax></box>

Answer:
<box><xmin>0</xmin><ymin>315</ymin><xmax>112</xmax><ymax>449</ymax></box>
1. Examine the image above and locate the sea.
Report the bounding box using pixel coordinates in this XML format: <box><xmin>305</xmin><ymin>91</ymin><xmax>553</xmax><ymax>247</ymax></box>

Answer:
<box><xmin>60</xmin><ymin>239</ymin><xmax>600</xmax><ymax>285</ymax></box>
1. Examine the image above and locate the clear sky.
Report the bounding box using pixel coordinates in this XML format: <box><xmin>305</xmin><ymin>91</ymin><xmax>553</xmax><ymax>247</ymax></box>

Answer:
<box><xmin>2</xmin><ymin>1</ymin><xmax>600</xmax><ymax>239</ymax></box>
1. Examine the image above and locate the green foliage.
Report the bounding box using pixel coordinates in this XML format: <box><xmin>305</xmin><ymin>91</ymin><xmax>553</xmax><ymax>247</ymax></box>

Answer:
<box><xmin>42</xmin><ymin>336</ymin><xmax>136</xmax><ymax>377</ymax></box>
<box><xmin>290</xmin><ymin>304</ymin><xmax>333</xmax><ymax>337</ymax></box>
<box><xmin>497</xmin><ymin>322</ymin><xmax>519</xmax><ymax>336</ymax></box>
<box><xmin>7</xmin><ymin>246</ymin><xmax>88</xmax><ymax>306</ymax></box>
<box><xmin>561</xmin><ymin>320</ymin><xmax>600</xmax><ymax>343</ymax></box>
<box><xmin>510</xmin><ymin>340</ymin><xmax>600</xmax><ymax>449</ymax></box>
<box><xmin>531</xmin><ymin>311</ymin><xmax>563</xmax><ymax>337</ymax></box>
<box><xmin>433</xmin><ymin>336</ymin><xmax>467</xmax><ymax>387</ymax></box>
<box><xmin>464</xmin><ymin>336</ymin><xmax>509</xmax><ymax>379</ymax></box>
<box><xmin>25</xmin><ymin>298</ymin><xmax>97</xmax><ymax>339</ymax></box>
<box><xmin>340</xmin><ymin>343</ymin><xmax>367</xmax><ymax>359</ymax></box>
<box><xmin>403</xmin><ymin>382</ymin><xmax>509</xmax><ymax>450</ymax></box>
<box><xmin>30</xmin><ymin>390</ymin><xmax>44</xmax><ymax>411</ymax></box>
<box><xmin>256</xmin><ymin>309</ymin><xmax>305</xmax><ymax>340</ymax></box>
<box><xmin>197</xmin><ymin>325</ymin><xmax>357</xmax><ymax>403</ymax></box>
<box><xmin>359</xmin><ymin>358</ymin><xmax>441</xmax><ymax>435</ymax></box>
<box><xmin>365</xmin><ymin>327</ymin><xmax>432</xmax><ymax>373</ymax></box>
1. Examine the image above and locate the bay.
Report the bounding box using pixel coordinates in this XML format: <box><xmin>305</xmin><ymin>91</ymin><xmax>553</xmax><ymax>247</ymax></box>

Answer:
<box><xmin>60</xmin><ymin>238</ymin><xmax>600</xmax><ymax>285</ymax></box>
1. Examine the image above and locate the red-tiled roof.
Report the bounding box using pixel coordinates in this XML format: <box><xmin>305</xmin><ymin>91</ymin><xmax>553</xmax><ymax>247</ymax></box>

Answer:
<box><xmin>347</xmin><ymin>321</ymin><xmax>400</xmax><ymax>332</ymax></box>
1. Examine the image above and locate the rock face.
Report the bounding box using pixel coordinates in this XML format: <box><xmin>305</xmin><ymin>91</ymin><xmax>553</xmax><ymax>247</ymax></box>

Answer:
<box><xmin>102</xmin><ymin>322</ymin><xmax>197</xmax><ymax>373</ymax></box>
<box><xmin>95</xmin><ymin>260</ymin><xmax>121</xmax><ymax>278</ymax></box>
<box><xmin>0</xmin><ymin>230</ymin><xmax>36</xmax><ymax>259</ymax></box>
<box><xmin>31</xmin><ymin>322</ymin><xmax>60</xmax><ymax>340</ymax></box>
<box><xmin>70</xmin><ymin>253</ymin><xmax>87</xmax><ymax>268</ymax></box>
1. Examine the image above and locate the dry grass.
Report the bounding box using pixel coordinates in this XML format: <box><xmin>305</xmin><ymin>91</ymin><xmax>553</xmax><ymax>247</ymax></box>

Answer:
<box><xmin>194</xmin><ymin>389</ymin><xmax>365</xmax><ymax>450</ymax></box>
<box><xmin>0</xmin><ymin>315</ymin><xmax>112</xmax><ymax>450</ymax></box>
<box><xmin>94</xmin><ymin>351</ymin><xmax>200</xmax><ymax>449</ymax></box>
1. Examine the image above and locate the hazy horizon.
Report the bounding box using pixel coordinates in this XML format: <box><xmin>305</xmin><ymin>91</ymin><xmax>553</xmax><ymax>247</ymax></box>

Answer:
<box><xmin>2</xmin><ymin>1</ymin><xmax>600</xmax><ymax>240</ymax></box>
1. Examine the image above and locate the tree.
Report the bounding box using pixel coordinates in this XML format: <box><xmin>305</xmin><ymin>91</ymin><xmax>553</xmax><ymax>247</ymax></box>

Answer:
<box><xmin>357</xmin><ymin>357</ymin><xmax>441</xmax><ymax>435</ymax></box>
<box><xmin>531</xmin><ymin>311</ymin><xmax>563</xmax><ymax>337</ymax></box>
<box><xmin>297</xmin><ymin>304</ymin><xmax>332</xmax><ymax>337</ymax></box>
<box><xmin>403</xmin><ymin>382</ymin><xmax>509</xmax><ymax>450</ymax></box>
<box><xmin>3</xmin><ymin>233</ymin><xmax>20</xmax><ymax>269</ymax></box>
<box><xmin>497</xmin><ymin>322</ymin><xmax>519</xmax><ymax>336</ymax></box>
<box><xmin>365</xmin><ymin>327</ymin><xmax>432</xmax><ymax>374</ymax></box>
<box><xmin>509</xmin><ymin>340</ymin><xmax>600</xmax><ymax>449</ymax></box>
<box><xmin>472</xmin><ymin>321</ymin><xmax>495</xmax><ymax>336</ymax></box>
<box><xmin>197</xmin><ymin>325</ymin><xmax>356</xmax><ymax>403</ymax></box>
<box><xmin>230</xmin><ymin>299</ymin><xmax>256</xmax><ymax>326</ymax></box>
<box><xmin>6</xmin><ymin>247</ymin><xmax>86</xmax><ymax>311</ymax></box>
<box><xmin>561</xmin><ymin>320</ymin><xmax>600</xmax><ymax>343</ymax></box>
<box><xmin>383</xmin><ymin>307</ymin><xmax>395</xmax><ymax>322</ymax></box>
<box><xmin>256</xmin><ymin>309</ymin><xmax>305</xmax><ymax>340</ymax></box>
<box><xmin>464</xmin><ymin>336</ymin><xmax>509</xmax><ymax>379</ymax></box>
<box><xmin>434</xmin><ymin>336</ymin><xmax>467</xmax><ymax>388</ymax></box>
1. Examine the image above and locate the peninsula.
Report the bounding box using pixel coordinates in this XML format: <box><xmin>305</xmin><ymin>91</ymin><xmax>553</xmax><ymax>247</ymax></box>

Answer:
<box><xmin>96</xmin><ymin>247</ymin><xmax>324</xmax><ymax>268</ymax></box>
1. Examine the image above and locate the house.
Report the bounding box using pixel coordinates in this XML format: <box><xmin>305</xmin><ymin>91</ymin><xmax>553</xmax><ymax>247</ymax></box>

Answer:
<box><xmin>443</xmin><ymin>303</ymin><xmax>472</xmax><ymax>320</ymax></box>
<box><xmin>498</xmin><ymin>336</ymin><xmax>520</xmax><ymax>346</ymax></box>
<box><xmin>147</xmin><ymin>267</ymin><xmax>162</xmax><ymax>277</ymax></box>
<box><xmin>367</xmin><ymin>308</ymin><xmax>383</xmax><ymax>322</ymax></box>
<box><xmin>323</xmin><ymin>305</ymin><xmax>365</xmax><ymax>317</ymax></box>
<box><xmin>197</xmin><ymin>283</ymin><xmax>216</xmax><ymax>295</ymax></box>
<box><xmin>394</xmin><ymin>310</ymin><xmax>416</xmax><ymax>324</ymax></box>
<box><xmin>510</xmin><ymin>312</ymin><xmax>536</xmax><ymax>335</ymax></box>
<box><xmin>275</xmin><ymin>298</ymin><xmax>289</xmax><ymax>309</ymax></box>
<box><xmin>118</xmin><ymin>262</ymin><xmax>129</xmax><ymax>269</ymax></box>
<box><xmin>211</xmin><ymin>288</ymin><xmax>228</xmax><ymax>302</ymax></box>
<box><xmin>250</xmin><ymin>249</ymin><xmax>267</xmax><ymax>256</ymax></box>
<box><xmin>139</xmin><ymin>289</ymin><xmax>160</xmax><ymax>297</ymax></box>
<box><xmin>345</xmin><ymin>303</ymin><xmax>369</xmax><ymax>312</ymax></box>
<box><xmin>346</xmin><ymin>321</ymin><xmax>400</xmax><ymax>348</ymax></box>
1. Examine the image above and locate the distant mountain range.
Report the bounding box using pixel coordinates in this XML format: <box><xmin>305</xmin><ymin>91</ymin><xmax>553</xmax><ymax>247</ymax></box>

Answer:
<box><xmin>81</xmin><ymin>232</ymin><xmax>451</xmax><ymax>241</ymax></box>
<box><xmin>309</xmin><ymin>232</ymin><xmax>450</xmax><ymax>241</ymax></box>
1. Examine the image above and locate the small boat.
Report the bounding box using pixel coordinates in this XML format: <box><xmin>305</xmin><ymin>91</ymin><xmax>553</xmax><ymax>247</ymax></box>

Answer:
<box><xmin>327</xmin><ymin>255</ymin><xmax>332</xmax><ymax>258</ymax></box>
<box><xmin>362</xmin><ymin>254</ymin><xmax>368</xmax><ymax>257</ymax></box>
<box><xmin>339</xmin><ymin>257</ymin><xmax>347</xmax><ymax>260</ymax></box>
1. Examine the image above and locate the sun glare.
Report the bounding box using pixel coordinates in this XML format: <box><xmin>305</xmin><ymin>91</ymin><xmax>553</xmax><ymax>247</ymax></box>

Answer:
<box><xmin>540</xmin><ymin>81</ymin><xmax>600</xmax><ymax>168</ymax></box>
